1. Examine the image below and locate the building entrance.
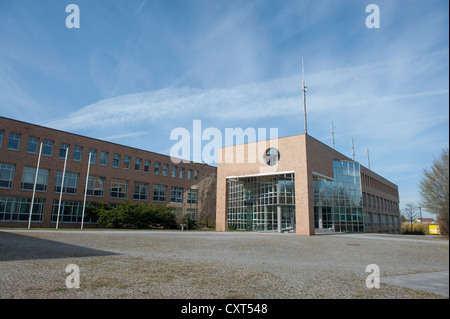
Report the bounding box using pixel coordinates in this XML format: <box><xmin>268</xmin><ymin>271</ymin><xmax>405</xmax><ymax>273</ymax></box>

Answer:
<box><xmin>254</xmin><ymin>205</ymin><xmax>295</xmax><ymax>232</ymax></box>
<box><xmin>227</xmin><ymin>173</ymin><xmax>296</xmax><ymax>232</ymax></box>
<box><xmin>314</xmin><ymin>206</ymin><xmax>333</xmax><ymax>231</ymax></box>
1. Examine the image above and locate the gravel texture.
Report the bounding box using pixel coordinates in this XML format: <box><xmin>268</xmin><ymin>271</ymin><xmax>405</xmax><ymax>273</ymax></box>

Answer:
<box><xmin>0</xmin><ymin>229</ymin><xmax>448</xmax><ymax>299</ymax></box>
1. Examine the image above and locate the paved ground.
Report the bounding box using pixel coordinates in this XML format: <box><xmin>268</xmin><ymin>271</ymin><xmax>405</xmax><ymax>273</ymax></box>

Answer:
<box><xmin>0</xmin><ymin>229</ymin><xmax>448</xmax><ymax>299</ymax></box>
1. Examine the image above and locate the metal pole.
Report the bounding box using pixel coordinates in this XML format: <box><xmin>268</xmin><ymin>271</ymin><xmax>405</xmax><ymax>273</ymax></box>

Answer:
<box><xmin>56</xmin><ymin>147</ymin><xmax>69</xmax><ymax>229</ymax></box>
<box><xmin>367</xmin><ymin>148</ymin><xmax>371</xmax><ymax>170</ymax></box>
<box><xmin>277</xmin><ymin>205</ymin><xmax>282</xmax><ymax>233</ymax></box>
<box><xmin>352</xmin><ymin>137</ymin><xmax>355</xmax><ymax>161</ymax></box>
<box><xmin>28</xmin><ymin>142</ymin><xmax>43</xmax><ymax>229</ymax></box>
<box><xmin>331</xmin><ymin>121</ymin><xmax>335</xmax><ymax>149</ymax></box>
<box><xmin>81</xmin><ymin>152</ymin><xmax>92</xmax><ymax>230</ymax></box>
<box><xmin>302</xmin><ymin>57</ymin><xmax>308</xmax><ymax>134</ymax></box>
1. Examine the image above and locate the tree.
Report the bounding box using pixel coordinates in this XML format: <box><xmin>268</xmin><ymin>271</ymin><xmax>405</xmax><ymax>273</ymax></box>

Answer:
<box><xmin>196</xmin><ymin>172</ymin><xmax>217</xmax><ymax>229</ymax></box>
<box><xmin>418</xmin><ymin>147</ymin><xmax>449</xmax><ymax>235</ymax></box>
<box><xmin>402</xmin><ymin>202</ymin><xmax>419</xmax><ymax>232</ymax></box>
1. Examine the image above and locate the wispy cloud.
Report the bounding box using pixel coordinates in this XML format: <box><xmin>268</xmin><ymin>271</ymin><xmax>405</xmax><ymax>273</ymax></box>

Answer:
<box><xmin>45</xmin><ymin>50</ymin><xmax>449</xmax><ymax>137</ymax></box>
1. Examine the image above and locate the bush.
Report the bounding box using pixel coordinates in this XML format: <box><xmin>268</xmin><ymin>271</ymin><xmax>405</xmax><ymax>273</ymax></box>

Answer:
<box><xmin>401</xmin><ymin>222</ymin><xmax>426</xmax><ymax>235</ymax></box>
<box><xmin>88</xmin><ymin>201</ymin><xmax>177</xmax><ymax>229</ymax></box>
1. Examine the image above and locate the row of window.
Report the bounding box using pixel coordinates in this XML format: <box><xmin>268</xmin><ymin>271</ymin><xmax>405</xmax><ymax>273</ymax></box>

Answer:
<box><xmin>364</xmin><ymin>212</ymin><xmax>399</xmax><ymax>229</ymax></box>
<box><xmin>362</xmin><ymin>191</ymin><xmax>398</xmax><ymax>213</ymax></box>
<box><xmin>0</xmin><ymin>163</ymin><xmax>198</xmax><ymax>205</ymax></box>
<box><xmin>0</xmin><ymin>196</ymin><xmax>198</xmax><ymax>222</ymax></box>
<box><xmin>361</xmin><ymin>172</ymin><xmax>398</xmax><ymax>198</ymax></box>
<box><xmin>0</xmin><ymin>130</ymin><xmax>200</xmax><ymax>181</ymax></box>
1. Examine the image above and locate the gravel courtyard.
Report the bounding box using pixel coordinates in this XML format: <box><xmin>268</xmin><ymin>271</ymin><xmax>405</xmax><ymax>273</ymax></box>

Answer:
<box><xmin>0</xmin><ymin>229</ymin><xmax>448</xmax><ymax>299</ymax></box>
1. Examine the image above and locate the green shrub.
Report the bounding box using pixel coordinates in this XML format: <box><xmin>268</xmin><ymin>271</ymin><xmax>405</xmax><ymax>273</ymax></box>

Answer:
<box><xmin>97</xmin><ymin>205</ymin><xmax>128</xmax><ymax>228</ymax></box>
<box><xmin>90</xmin><ymin>201</ymin><xmax>177</xmax><ymax>229</ymax></box>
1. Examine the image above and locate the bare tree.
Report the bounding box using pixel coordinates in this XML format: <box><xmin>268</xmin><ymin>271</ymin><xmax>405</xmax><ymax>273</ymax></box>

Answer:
<box><xmin>418</xmin><ymin>147</ymin><xmax>449</xmax><ymax>235</ymax></box>
<box><xmin>402</xmin><ymin>203</ymin><xmax>419</xmax><ymax>232</ymax></box>
<box><xmin>196</xmin><ymin>172</ymin><xmax>217</xmax><ymax>229</ymax></box>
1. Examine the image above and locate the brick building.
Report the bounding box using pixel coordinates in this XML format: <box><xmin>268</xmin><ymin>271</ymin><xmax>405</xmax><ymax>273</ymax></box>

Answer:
<box><xmin>216</xmin><ymin>134</ymin><xmax>400</xmax><ymax>235</ymax></box>
<box><xmin>0</xmin><ymin>116</ymin><xmax>216</xmax><ymax>228</ymax></box>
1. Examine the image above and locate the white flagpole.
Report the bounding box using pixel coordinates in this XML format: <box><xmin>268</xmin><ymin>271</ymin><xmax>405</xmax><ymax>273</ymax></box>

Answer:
<box><xmin>28</xmin><ymin>142</ymin><xmax>43</xmax><ymax>229</ymax></box>
<box><xmin>81</xmin><ymin>152</ymin><xmax>92</xmax><ymax>230</ymax></box>
<box><xmin>56</xmin><ymin>147</ymin><xmax>69</xmax><ymax>229</ymax></box>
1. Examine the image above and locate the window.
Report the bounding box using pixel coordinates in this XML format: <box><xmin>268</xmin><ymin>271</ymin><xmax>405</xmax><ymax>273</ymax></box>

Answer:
<box><xmin>0</xmin><ymin>196</ymin><xmax>45</xmax><ymax>222</ymax></box>
<box><xmin>381</xmin><ymin>214</ymin><xmax>388</xmax><ymax>227</ymax></box>
<box><xmin>27</xmin><ymin>137</ymin><xmax>39</xmax><ymax>154</ymax></box>
<box><xmin>144</xmin><ymin>160</ymin><xmax>150</xmax><ymax>173</ymax></box>
<box><xmin>172</xmin><ymin>166</ymin><xmax>177</xmax><ymax>178</ymax></box>
<box><xmin>0</xmin><ymin>130</ymin><xmax>3</xmax><ymax>147</ymax></box>
<box><xmin>113</xmin><ymin>154</ymin><xmax>120</xmax><ymax>168</ymax></box>
<box><xmin>170</xmin><ymin>187</ymin><xmax>183</xmax><ymax>204</ymax></box>
<box><xmin>365</xmin><ymin>212</ymin><xmax>372</xmax><ymax>227</ymax></box>
<box><xmin>154</xmin><ymin>162</ymin><xmax>160</xmax><ymax>175</ymax></box>
<box><xmin>51</xmin><ymin>200</ymin><xmax>87</xmax><ymax>223</ymax></box>
<box><xmin>179</xmin><ymin>167</ymin><xmax>185</xmax><ymax>179</ymax></box>
<box><xmin>59</xmin><ymin>143</ymin><xmax>70</xmax><ymax>158</ymax></box>
<box><xmin>21</xmin><ymin>167</ymin><xmax>49</xmax><ymax>191</ymax></box>
<box><xmin>0</xmin><ymin>163</ymin><xmax>15</xmax><ymax>188</ymax></box>
<box><xmin>186</xmin><ymin>209</ymin><xmax>197</xmax><ymax>220</ymax></box>
<box><xmin>89</xmin><ymin>149</ymin><xmax>97</xmax><ymax>164</ymax></box>
<box><xmin>153</xmin><ymin>184</ymin><xmax>166</xmax><ymax>202</ymax></box>
<box><xmin>123</xmin><ymin>156</ymin><xmax>130</xmax><ymax>169</ymax></box>
<box><xmin>135</xmin><ymin>158</ymin><xmax>142</xmax><ymax>171</ymax></box>
<box><xmin>163</xmin><ymin>164</ymin><xmax>168</xmax><ymax>176</ymax></box>
<box><xmin>394</xmin><ymin>216</ymin><xmax>399</xmax><ymax>227</ymax></box>
<box><xmin>73</xmin><ymin>146</ymin><xmax>82</xmax><ymax>162</ymax></box>
<box><xmin>194</xmin><ymin>170</ymin><xmax>199</xmax><ymax>181</ymax></box>
<box><xmin>110</xmin><ymin>178</ymin><xmax>128</xmax><ymax>198</ymax></box>
<box><xmin>87</xmin><ymin>176</ymin><xmax>105</xmax><ymax>197</ymax></box>
<box><xmin>7</xmin><ymin>133</ymin><xmax>21</xmax><ymax>151</ymax></box>
<box><xmin>373</xmin><ymin>214</ymin><xmax>380</xmax><ymax>227</ymax></box>
<box><xmin>187</xmin><ymin>189</ymin><xmax>198</xmax><ymax>205</ymax></box>
<box><xmin>133</xmin><ymin>182</ymin><xmax>148</xmax><ymax>201</ymax></box>
<box><xmin>42</xmin><ymin>140</ymin><xmax>54</xmax><ymax>156</ymax></box>
<box><xmin>100</xmin><ymin>152</ymin><xmax>108</xmax><ymax>166</ymax></box>
<box><xmin>55</xmin><ymin>171</ymin><xmax>79</xmax><ymax>194</ymax></box>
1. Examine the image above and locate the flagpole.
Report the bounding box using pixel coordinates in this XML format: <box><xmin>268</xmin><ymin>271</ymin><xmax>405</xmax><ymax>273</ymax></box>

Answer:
<box><xmin>56</xmin><ymin>147</ymin><xmax>69</xmax><ymax>229</ymax></box>
<box><xmin>28</xmin><ymin>142</ymin><xmax>43</xmax><ymax>229</ymax></box>
<box><xmin>81</xmin><ymin>152</ymin><xmax>92</xmax><ymax>230</ymax></box>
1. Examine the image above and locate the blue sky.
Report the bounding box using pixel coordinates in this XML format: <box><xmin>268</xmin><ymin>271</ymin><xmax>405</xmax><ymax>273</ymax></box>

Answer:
<box><xmin>0</xmin><ymin>0</ymin><xmax>448</xmax><ymax>218</ymax></box>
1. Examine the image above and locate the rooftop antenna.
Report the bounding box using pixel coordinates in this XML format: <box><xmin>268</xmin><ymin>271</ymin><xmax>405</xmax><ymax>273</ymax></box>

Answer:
<box><xmin>367</xmin><ymin>148</ymin><xmax>371</xmax><ymax>170</ymax></box>
<box><xmin>351</xmin><ymin>137</ymin><xmax>355</xmax><ymax>161</ymax></box>
<box><xmin>331</xmin><ymin>120</ymin><xmax>335</xmax><ymax>149</ymax></box>
<box><xmin>302</xmin><ymin>56</ymin><xmax>308</xmax><ymax>134</ymax></box>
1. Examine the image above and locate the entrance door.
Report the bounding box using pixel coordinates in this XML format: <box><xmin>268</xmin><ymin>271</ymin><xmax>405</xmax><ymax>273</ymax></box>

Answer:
<box><xmin>314</xmin><ymin>206</ymin><xmax>334</xmax><ymax>231</ymax></box>
<box><xmin>280</xmin><ymin>205</ymin><xmax>295</xmax><ymax>231</ymax></box>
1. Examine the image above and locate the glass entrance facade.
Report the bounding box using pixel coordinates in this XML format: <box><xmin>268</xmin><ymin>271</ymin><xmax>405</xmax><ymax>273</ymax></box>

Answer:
<box><xmin>313</xmin><ymin>160</ymin><xmax>364</xmax><ymax>232</ymax></box>
<box><xmin>227</xmin><ymin>173</ymin><xmax>295</xmax><ymax>231</ymax></box>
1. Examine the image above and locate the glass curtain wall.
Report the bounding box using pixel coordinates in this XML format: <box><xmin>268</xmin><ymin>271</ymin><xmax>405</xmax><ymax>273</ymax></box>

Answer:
<box><xmin>313</xmin><ymin>160</ymin><xmax>364</xmax><ymax>232</ymax></box>
<box><xmin>227</xmin><ymin>173</ymin><xmax>295</xmax><ymax>231</ymax></box>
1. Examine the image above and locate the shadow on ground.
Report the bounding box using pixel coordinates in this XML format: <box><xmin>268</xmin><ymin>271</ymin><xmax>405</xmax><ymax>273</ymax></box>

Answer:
<box><xmin>0</xmin><ymin>231</ymin><xmax>117</xmax><ymax>262</ymax></box>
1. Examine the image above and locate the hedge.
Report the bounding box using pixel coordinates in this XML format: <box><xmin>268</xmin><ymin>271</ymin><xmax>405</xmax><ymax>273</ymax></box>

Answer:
<box><xmin>86</xmin><ymin>201</ymin><xmax>177</xmax><ymax>229</ymax></box>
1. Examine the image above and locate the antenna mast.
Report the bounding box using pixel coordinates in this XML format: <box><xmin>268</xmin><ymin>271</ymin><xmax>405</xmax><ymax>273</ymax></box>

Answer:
<box><xmin>302</xmin><ymin>57</ymin><xmax>307</xmax><ymax>134</ymax></box>
<box><xmin>331</xmin><ymin>120</ymin><xmax>335</xmax><ymax>149</ymax></box>
<box><xmin>367</xmin><ymin>148</ymin><xmax>371</xmax><ymax>170</ymax></box>
<box><xmin>351</xmin><ymin>137</ymin><xmax>355</xmax><ymax>161</ymax></box>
